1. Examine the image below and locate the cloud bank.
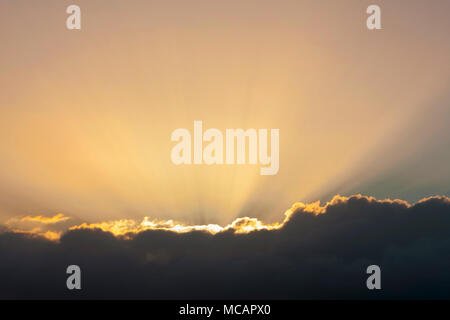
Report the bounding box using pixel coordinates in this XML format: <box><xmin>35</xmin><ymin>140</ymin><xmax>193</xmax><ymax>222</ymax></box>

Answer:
<box><xmin>0</xmin><ymin>194</ymin><xmax>449</xmax><ymax>299</ymax></box>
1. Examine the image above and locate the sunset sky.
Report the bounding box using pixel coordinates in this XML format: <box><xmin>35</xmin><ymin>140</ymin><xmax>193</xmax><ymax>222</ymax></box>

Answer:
<box><xmin>1</xmin><ymin>0</ymin><xmax>449</xmax><ymax>231</ymax></box>
<box><xmin>1</xmin><ymin>0</ymin><xmax>450</xmax><ymax>301</ymax></box>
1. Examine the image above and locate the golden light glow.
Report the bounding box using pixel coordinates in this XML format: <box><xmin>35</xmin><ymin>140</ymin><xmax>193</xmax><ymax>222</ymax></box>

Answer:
<box><xmin>0</xmin><ymin>1</ymin><xmax>449</xmax><ymax>228</ymax></box>
<box><xmin>5</xmin><ymin>195</ymin><xmax>447</xmax><ymax>242</ymax></box>
<box><xmin>7</xmin><ymin>228</ymin><xmax>62</xmax><ymax>241</ymax></box>
<box><xmin>69</xmin><ymin>215</ymin><xmax>283</xmax><ymax>238</ymax></box>
<box><xmin>20</xmin><ymin>213</ymin><xmax>70</xmax><ymax>224</ymax></box>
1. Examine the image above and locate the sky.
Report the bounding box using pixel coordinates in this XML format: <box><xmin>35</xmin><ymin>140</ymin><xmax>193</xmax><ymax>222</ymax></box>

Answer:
<box><xmin>0</xmin><ymin>0</ymin><xmax>449</xmax><ymax>230</ymax></box>
<box><xmin>1</xmin><ymin>0</ymin><xmax>450</xmax><ymax>300</ymax></box>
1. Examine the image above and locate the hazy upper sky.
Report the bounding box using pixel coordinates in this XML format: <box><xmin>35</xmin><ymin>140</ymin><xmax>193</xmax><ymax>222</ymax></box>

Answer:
<box><xmin>0</xmin><ymin>0</ymin><xmax>449</xmax><ymax>225</ymax></box>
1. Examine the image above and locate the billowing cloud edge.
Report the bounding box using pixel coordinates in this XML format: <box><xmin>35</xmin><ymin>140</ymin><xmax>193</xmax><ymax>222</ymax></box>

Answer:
<box><xmin>3</xmin><ymin>194</ymin><xmax>449</xmax><ymax>241</ymax></box>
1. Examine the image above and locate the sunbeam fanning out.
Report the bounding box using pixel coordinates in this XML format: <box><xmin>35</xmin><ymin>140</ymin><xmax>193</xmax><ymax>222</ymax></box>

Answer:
<box><xmin>1</xmin><ymin>1</ymin><xmax>449</xmax><ymax>228</ymax></box>
<box><xmin>0</xmin><ymin>0</ymin><xmax>450</xmax><ymax>302</ymax></box>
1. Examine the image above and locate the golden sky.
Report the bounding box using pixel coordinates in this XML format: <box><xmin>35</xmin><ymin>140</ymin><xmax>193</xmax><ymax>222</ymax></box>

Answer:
<box><xmin>0</xmin><ymin>0</ymin><xmax>449</xmax><ymax>227</ymax></box>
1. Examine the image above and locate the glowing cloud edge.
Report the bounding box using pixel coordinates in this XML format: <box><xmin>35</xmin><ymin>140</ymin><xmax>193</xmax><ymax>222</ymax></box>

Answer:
<box><xmin>3</xmin><ymin>194</ymin><xmax>449</xmax><ymax>241</ymax></box>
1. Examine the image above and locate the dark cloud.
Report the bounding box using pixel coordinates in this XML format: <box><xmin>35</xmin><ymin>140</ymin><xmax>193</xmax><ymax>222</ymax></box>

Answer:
<box><xmin>0</xmin><ymin>195</ymin><xmax>449</xmax><ymax>299</ymax></box>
